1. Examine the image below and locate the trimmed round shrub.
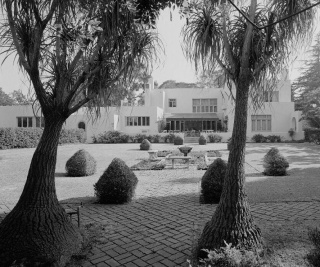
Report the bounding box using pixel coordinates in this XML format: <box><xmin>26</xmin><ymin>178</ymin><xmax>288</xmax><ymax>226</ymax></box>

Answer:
<box><xmin>263</xmin><ymin>147</ymin><xmax>289</xmax><ymax>176</ymax></box>
<box><xmin>140</xmin><ymin>139</ymin><xmax>151</xmax><ymax>150</ymax></box>
<box><xmin>199</xmin><ymin>135</ymin><xmax>207</xmax><ymax>145</ymax></box>
<box><xmin>94</xmin><ymin>158</ymin><xmax>138</xmax><ymax>204</ymax></box>
<box><xmin>201</xmin><ymin>158</ymin><xmax>227</xmax><ymax>203</ymax></box>
<box><xmin>65</xmin><ymin>149</ymin><xmax>97</xmax><ymax>177</ymax></box>
<box><xmin>173</xmin><ymin>135</ymin><xmax>183</xmax><ymax>145</ymax></box>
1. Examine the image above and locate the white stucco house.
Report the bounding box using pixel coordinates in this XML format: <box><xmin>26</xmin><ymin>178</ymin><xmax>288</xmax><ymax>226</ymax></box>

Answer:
<box><xmin>0</xmin><ymin>71</ymin><xmax>303</xmax><ymax>142</ymax></box>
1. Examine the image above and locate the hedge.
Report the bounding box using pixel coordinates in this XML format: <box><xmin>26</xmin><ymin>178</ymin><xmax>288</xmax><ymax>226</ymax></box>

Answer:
<box><xmin>0</xmin><ymin>128</ymin><xmax>86</xmax><ymax>149</ymax></box>
<box><xmin>304</xmin><ymin>128</ymin><xmax>320</xmax><ymax>143</ymax></box>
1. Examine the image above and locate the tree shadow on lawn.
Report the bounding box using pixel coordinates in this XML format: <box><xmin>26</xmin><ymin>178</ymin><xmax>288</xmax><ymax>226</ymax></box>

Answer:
<box><xmin>245</xmin><ymin>166</ymin><xmax>320</xmax><ymax>203</ymax></box>
<box><xmin>170</xmin><ymin>177</ymin><xmax>200</xmax><ymax>184</ymax></box>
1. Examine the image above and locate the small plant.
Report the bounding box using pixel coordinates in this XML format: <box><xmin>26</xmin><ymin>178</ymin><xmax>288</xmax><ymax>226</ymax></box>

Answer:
<box><xmin>201</xmin><ymin>158</ymin><xmax>227</xmax><ymax>203</ymax></box>
<box><xmin>65</xmin><ymin>149</ymin><xmax>97</xmax><ymax>177</ymax></box>
<box><xmin>195</xmin><ymin>242</ymin><xmax>261</xmax><ymax>267</ymax></box>
<box><xmin>174</xmin><ymin>135</ymin><xmax>184</xmax><ymax>145</ymax></box>
<box><xmin>94</xmin><ymin>158</ymin><xmax>138</xmax><ymax>204</ymax></box>
<box><xmin>252</xmin><ymin>134</ymin><xmax>267</xmax><ymax>143</ymax></box>
<box><xmin>288</xmin><ymin>128</ymin><xmax>296</xmax><ymax>141</ymax></box>
<box><xmin>207</xmin><ymin>134</ymin><xmax>222</xmax><ymax>143</ymax></box>
<box><xmin>199</xmin><ymin>135</ymin><xmax>207</xmax><ymax>145</ymax></box>
<box><xmin>308</xmin><ymin>228</ymin><xmax>320</xmax><ymax>267</ymax></box>
<box><xmin>263</xmin><ymin>147</ymin><xmax>289</xmax><ymax>176</ymax></box>
<box><xmin>140</xmin><ymin>139</ymin><xmax>151</xmax><ymax>150</ymax></box>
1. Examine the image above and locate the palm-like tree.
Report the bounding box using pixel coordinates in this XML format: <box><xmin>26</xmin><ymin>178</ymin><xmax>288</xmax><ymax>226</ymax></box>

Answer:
<box><xmin>0</xmin><ymin>0</ymin><xmax>163</xmax><ymax>265</ymax></box>
<box><xmin>183</xmin><ymin>0</ymin><xmax>316</xmax><ymax>255</ymax></box>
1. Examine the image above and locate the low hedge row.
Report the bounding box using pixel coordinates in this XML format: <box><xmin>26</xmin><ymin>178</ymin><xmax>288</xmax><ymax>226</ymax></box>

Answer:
<box><xmin>0</xmin><ymin>128</ymin><xmax>85</xmax><ymax>149</ymax></box>
<box><xmin>251</xmin><ymin>134</ymin><xmax>282</xmax><ymax>143</ymax></box>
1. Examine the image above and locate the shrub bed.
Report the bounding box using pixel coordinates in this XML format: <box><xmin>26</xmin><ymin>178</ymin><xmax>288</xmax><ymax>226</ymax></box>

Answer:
<box><xmin>93</xmin><ymin>130</ymin><xmax>130</xmax><ymax>144</ymax></box>
<box><xmin>201</xmin><ymin>158</ymin><xmax>227</xmax><ymax>203</ymax></box>
<box><xmin>0</xmin><ymin>127</ymin><xmax>85</xmax><ymax>149</ymax></box>
<box><xmin>251</xmin><ymin>134</ymin><xmax>282</xmax><ymax>143</ymax></box>
<box><xmin>65</xmin><ymin>149</ymin><xmax>97</xmax><ymax>177</ymax></box>
<box><xmin>94</xmin><ymin>158</ymin><xmax>138</xmax><ymax>204</ymax></box>
<box><xmin>207</xmin><ymin>134</ymin><xmax>222</xmax><ymax>143</ymax></box>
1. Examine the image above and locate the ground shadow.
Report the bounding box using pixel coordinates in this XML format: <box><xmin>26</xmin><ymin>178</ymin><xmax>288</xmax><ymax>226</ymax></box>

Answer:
<box><xmin>55</xmin><ymin>172</ymin><xmax>67</xmax><ymax>178</ymax></box>
<box><xmin>170</xmin><ymin>177</ymin><xmax>200</xmax><ymax>184</ymax></box>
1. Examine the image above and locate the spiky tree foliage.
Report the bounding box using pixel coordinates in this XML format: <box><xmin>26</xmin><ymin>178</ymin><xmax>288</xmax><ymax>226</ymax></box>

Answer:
<box><xmin>183</xmin><ymin>0</ymin><xmax>316</xmax><ymax>255</ymax></box>
<box><xmin>292</xmin><ymin>32</ymin><xmax>320</xmax><ymax>128</ymax></box>
<box><xmin>0</xmin><ymin>0</ymin><xmax>169</xmax><ymax>265</ymax></box>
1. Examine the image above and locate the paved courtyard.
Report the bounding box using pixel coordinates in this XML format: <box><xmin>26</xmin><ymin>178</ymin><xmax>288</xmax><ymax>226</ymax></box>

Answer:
<box><xmin>0</xmin><ymin>143</ymin><xmax>320</xmax><ymax>266</ymax></box>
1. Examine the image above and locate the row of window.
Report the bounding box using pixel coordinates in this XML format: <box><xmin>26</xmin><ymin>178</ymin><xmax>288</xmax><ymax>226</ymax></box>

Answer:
<box><xmin>125</xmin><ymin>116</ymin><xmax>150</xmax><ymax>126</ymax></box>
<box><xmin>169</xmin><ymin>98</ymin><xmax>218</xmax><ymax>113</ymax></box>
<box><xmin>17</xmin><ymin>117</ymin><xmax>45</xmax><ymax>128</ymax></box>
<box><xmin>168</xmin><ymin>93</ymin><xmax>279</xmax><ymax>111</ymax></box>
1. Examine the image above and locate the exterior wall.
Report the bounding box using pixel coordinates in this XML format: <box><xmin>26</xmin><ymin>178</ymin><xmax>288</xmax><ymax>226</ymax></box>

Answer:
<box><xmin>0</xmin><ymin>105</ymin><xmax>42</xmax><ymax>128</ymax></box>
<box><xmin>64</xmin><ymin>107</ymin><xmax>118</xmax><ymax>143</ymax></box>
<box><xmin>155</xmin><ymin>87</ymin><xmax>225</xmax><ymax>121</ymax></box>
<box><xmin>117</xmin><ymin>105</ymin><xmax>163</xmax><ymax>135</ymax></box>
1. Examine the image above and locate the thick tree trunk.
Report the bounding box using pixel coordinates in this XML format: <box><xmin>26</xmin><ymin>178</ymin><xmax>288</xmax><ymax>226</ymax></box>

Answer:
<box><xmin>0</xmin><ymin>116</ymin><xmax>82</xmax><ymax>266</ymax></box>
<box><xmin>197</xmin><ymin>76</ymin><xmax>262</xmax><ymax>257</ymax></box>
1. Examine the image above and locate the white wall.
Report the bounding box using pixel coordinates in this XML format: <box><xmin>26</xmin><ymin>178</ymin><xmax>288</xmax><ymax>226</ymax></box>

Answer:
<box><xmin>0</xmin><ymin>105</ymin><xmax>42</xmax><ymax>128</ymax></box>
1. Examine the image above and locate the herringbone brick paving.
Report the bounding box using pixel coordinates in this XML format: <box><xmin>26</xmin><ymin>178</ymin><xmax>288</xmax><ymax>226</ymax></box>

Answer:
<box><xmin>1</xmin><ymin>165</ymin><xmax>320</xmax><ymax>266</ymax></box>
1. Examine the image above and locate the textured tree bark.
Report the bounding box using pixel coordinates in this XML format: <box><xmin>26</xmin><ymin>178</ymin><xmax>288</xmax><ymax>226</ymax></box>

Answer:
<box><xmin>0</xmin><ymin>116</ymin><xmax>82</xmax><ymax>266</ymax></box>
<box><xmin>197</xmin><ymin>74</ymin><xmax>262</xmax><ymax>258</ymax></box>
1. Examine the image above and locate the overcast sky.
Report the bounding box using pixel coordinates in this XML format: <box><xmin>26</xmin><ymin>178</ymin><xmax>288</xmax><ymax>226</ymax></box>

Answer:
<box><xmin>0</xmin><ymin>7</ymin><xmax>317</xmax><ymax>94</ymax></box>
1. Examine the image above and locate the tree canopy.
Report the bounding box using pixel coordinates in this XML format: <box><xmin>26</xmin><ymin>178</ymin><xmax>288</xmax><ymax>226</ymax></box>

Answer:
<box><xmin>292</xmin><ymin>32</ymin><xmax>320</xmax><ymax>128</ymax></box>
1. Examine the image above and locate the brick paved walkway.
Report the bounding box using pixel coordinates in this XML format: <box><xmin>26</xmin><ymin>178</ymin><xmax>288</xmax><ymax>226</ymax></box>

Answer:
<box><xmin>1</xmin><ymin>167</ymin><xmax>320</xmax><ymax>267</ymax></box>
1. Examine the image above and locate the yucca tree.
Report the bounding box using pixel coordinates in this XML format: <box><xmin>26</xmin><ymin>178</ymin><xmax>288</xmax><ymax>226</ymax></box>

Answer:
<box><xmin>0</xmin><ymin>0</ymin><xmax>166</xmax><ymax>265</ymax></box>
<box><xmin>183</xmin><ymin>0</ymin><xmax>317</xmax><ymax>256</ymax></box>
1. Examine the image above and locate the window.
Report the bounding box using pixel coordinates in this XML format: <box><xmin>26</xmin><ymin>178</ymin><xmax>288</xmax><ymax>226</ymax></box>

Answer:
<box><xmin>17</xmin><ymin>117</ymin><xmax>33</xmax><ymax>128</ymax></box>
<box><xmin>251</xmin><ymin>115</ymin><xmax>271</xmax><ymax>131</ymax></box>
<box><xmin>264</xmin><ymin>91</ymin><xmax>279</xmax><ymax>102</ymax></box>
<box><xmin>36</xmin><ymin>117</ymin><xmax>45</xmax><ymax>128</ymax></box>
<box><xmin>192</xmin><ymin>98</ymin><xmax>217</xmax><ymax>113</ymax></box>
<box><xmin>125</xmin><ymin>116</ymin><xmax>150</xmax><ymax>126</ymax></box>
<box><xmin>169</xmin><ymin>99</ymin><xmax>176</xmax><ymax>107</ymax></box>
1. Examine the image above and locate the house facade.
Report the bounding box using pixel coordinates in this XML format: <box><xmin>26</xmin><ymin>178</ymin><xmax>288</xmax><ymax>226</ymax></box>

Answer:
<box><xmin>0</xmin><ymin>71</ymin><xmax>303</xmax><ymax>142</ymax></box>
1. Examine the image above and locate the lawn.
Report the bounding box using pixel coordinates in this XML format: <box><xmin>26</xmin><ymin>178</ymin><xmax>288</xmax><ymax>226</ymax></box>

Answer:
<box><xmin>1</xmin><ymin>142</ymin><xmax>319</xmax><ymax>205</ymax></box>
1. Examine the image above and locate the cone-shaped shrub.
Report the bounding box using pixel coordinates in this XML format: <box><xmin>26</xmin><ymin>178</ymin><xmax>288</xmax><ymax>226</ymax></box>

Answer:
<box><xmin>263</xmin><ymin>147</ymin><xmax>289</xmax><ymax>176</ymax></box>
<box><xmin>140</xmin><ymin>139</ymin><xmax>151</xmax><ymax>150</ymax></box>
<box><xmin>94</xmin><ymin>158</ymin><xmax>138</xmax><ymax>204</ymax></box>
<box><xmin>201</xmin><ymin>158</ymin><xmax>227</xmax><ymax>203</ymax></box>
<box><xmin>174</xmin><ymin>135</ymin><xmax>183</xmax><ymax>145</ymax></box>
<box><xmin>65</xmin><ymin>149</ymin><xmax>96</xmax><ymax>177</ymax></box>
<box><xmin>199</xmin><ymin>135</ymin><xmax>207</xmax><ymax>145</ymax></box>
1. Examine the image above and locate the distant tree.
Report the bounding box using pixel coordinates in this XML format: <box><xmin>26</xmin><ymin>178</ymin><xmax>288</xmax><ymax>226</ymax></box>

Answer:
<box><xmin>0</xmin><ymin>87</ymin><xmax>14</xmax><ymax>105</ymax></box>
<box><xmin>292</xmin><ymin>33</ymin><xmax>320</xmax><ymax>128</ymax></box>
<box><xmin>158</xmin><ymin>79</ymin><xmax>199</xmax><ymax>88</ymax></box>
<box><xmin>11</xmin><ymin>90</ymin><xmax>33</xmax><ymax>105</ymax></box>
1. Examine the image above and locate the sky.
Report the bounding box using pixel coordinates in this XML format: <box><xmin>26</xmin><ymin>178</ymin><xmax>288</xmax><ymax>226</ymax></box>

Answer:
<box><xmin>0</xmin><ymin>7</ymin><xmax>318</xmax><ymax>95</ymax></box>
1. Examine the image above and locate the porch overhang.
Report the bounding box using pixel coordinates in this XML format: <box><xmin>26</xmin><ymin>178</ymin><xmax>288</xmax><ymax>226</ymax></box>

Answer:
<box><xmin>166</xmin><ymin>113</ymin><xmax>219</xmax><ymax>121</ymax></box>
